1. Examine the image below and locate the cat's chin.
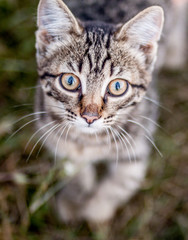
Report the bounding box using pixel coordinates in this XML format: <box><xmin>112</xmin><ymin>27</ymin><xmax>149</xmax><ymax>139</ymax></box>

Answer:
<box><xmin>74</xmin><ymin>124</ymin><xmax>104</xmax><ymax>135</ymax></box>
<box><xmin>77</xmin><ymin>126</ymin><xmax>103</xmax><ymax>134</ymax></box>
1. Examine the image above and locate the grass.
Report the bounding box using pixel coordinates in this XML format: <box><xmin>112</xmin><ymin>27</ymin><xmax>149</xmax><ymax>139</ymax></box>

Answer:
<box><xmin>0</xmin><ymin>1</ymin><xmax>188</xmax><ymax>239</ymax></box>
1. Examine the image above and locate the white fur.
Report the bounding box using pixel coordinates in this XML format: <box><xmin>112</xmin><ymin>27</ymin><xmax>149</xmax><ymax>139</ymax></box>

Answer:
<box><xmin>37</xmin><ymin>0</ymin><xmax>82</xmax><ymax>38</ymax></box>
<box><xmin>117</xmin><ymin>6</ymin><xmax>164</xmax><ymax>46</ymax></box>
<box><xmin>38</xmin><ymin>0</ymin><xmax>71</xmax><ymax>33</ymax></box>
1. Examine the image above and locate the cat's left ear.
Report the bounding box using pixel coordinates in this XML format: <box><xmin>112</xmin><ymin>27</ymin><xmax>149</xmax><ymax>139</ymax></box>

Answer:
<box><xmin>115</xmin><ymin>6</ymin><xmax>164</xmax><ymax>65</ymax></box>
<box><xmin>37</xmin><ymin>0</ymin><xmax>83</xmax><ymax>44</ymax></box>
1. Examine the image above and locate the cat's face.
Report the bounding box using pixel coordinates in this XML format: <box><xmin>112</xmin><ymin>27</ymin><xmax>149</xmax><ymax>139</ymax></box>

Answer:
<box><xmin>36</xmin><ymin>0</ymin><xmax>164</xmax><ymax>134</ymax></box>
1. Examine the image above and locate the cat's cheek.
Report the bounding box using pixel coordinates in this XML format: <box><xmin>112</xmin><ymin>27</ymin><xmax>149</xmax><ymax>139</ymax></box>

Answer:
<box><xmin>134</xmin><ymin>90</ymin><xmax>147</xmax><ymax>103</ymax></box>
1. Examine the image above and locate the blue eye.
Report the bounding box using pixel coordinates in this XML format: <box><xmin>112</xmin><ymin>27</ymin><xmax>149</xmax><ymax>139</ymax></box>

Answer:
<box><xmin>115</xmin><ymin>82</ymin><xmax>121</xmax><ymax>91</ymax></box>
<box><xmin>67</xmin><ymin>76</ymin><xmax>74</xmax><ymax>85</ymax></box>
<box><xmin>108</xmin><ymin>79</ymin><xmax>128</xmax><ymax>96</ymax></box>
<box><xmin>60</xmin><ymin>73</ymin><xmax>80</xmax><ymax>91</ymax></box>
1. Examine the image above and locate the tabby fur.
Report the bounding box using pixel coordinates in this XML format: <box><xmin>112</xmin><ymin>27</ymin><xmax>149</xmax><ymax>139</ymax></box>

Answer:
<box><xmin>34</xmin><ymin>0</ymin><xmax>187</xmax><ymax>222</ymax></box>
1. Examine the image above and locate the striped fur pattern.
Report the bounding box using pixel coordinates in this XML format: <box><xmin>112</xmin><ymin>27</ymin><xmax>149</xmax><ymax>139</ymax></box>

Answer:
<box><xmin>34</xmin><ymin>0</ymin><xmax>174</xmax><ymax>223</ymax></box>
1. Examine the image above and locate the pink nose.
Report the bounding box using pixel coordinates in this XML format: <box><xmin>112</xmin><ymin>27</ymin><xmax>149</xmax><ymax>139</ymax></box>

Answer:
<box><xmin>82</xmin><ymin>114</ymin><xmax>99</xmax><ymax>124</ymax></box>
<box><xmin>81</xmin><ymin>104</ymin><xmax>100</xmax><ymax>124</ymax></box>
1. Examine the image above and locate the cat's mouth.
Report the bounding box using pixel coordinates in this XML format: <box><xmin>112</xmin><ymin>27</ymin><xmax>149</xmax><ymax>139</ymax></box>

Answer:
<box><xmin>74</xmin><ymin>117</ymin><xmax>105</xmax><ymax>134</ymax></box>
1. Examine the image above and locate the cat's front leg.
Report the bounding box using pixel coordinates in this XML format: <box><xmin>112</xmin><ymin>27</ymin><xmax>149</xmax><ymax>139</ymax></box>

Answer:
<box><xmin>55</xmin><ymin>164</ymin><xmax>96</xmax><ymax>222</ymax></box>
<box><xmin>81</xmin><ymin>160</ymin><xmax>148</xmax><ymax>223</ymax></box>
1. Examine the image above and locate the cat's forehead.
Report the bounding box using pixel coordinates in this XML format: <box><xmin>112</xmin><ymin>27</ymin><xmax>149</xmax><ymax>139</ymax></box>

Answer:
<box><xmin>58</xmin><ymin>25</ymin><xmax>134</xmax><ymax>75</ymax></box>
<box><xmin>84</xmin><ymin>21</ymin><xmax>115</xmax><ymax>38</ymax></box>
<box><xmin>72</xmin><ymin>23</ymin><xmax>115</xmax><ymax>61</ymax></box>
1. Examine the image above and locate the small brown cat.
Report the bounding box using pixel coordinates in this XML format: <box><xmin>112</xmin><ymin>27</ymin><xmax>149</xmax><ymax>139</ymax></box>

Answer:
<box><xmin>34</xmin><ymin>0</ymin><xmax>187</xmax><ymax>223</ymax></box>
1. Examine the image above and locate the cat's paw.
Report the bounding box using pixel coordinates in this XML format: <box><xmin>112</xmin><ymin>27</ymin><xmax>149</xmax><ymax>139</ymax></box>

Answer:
<box><xmin>54</xmin><ymin>196</ymin><xmax>81</xmax><ymax>222</ymax></box>
<box><xmin>81</xmin><ymin>196</ymin><xmax>115</xmax><ymax>223</ymax></box>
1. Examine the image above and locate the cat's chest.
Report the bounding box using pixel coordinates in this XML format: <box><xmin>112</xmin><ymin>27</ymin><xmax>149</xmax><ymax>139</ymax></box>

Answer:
<box><xmin>46</xmin><ymin>128</ymin><xmax>150</xmax><ymax>164</ymax></box>
<box><xmin>51</xmin><ymin>131</ymin><xmax>111</xmax><ymax>163</ymax></box>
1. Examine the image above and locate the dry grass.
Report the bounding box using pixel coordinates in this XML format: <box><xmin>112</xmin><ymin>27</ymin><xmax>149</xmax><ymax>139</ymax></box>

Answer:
<box><xmin>0</xmin><ymin>1</ymin><xmax>187</xmax><ymax>239</ymax></box>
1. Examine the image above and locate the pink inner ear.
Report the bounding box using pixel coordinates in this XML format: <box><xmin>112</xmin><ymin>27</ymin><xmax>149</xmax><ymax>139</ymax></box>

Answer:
<box><xmin>140</xmin><ymin>44</ymin><xmax>154</xmax><ymax>54</ymax></box>
<box><xmin>38</xmin><ymin>29</ymin><xmax>53</xmax><ymax>44</ymax></box>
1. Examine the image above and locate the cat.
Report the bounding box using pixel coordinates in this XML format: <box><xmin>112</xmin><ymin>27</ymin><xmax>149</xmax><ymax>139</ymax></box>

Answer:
<box><xmin>34</xmin><ymin>0</ymin><xmax>187</xmax><ymax>223</ymax></box>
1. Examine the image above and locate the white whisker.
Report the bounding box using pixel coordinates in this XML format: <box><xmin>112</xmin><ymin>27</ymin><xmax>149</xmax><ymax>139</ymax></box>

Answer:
<box><xmin>116</xmin><ymin>118</ymin><xmax>162</xmax><ymax>158</ymax></box>
<box><xmin>7</xmin><ymin>118</ymin><xmax>40</xmax><ymax>142</ymax></box>
<box><xmin>144</xmin><ymin>96</ymin><xmax>171</xmax><ymax>112</ymax></box>
<box><xmin>20</xmin><ymin>85</ymin><xmax>41</xmax><ymax>90</ymax></box>
<box><xmin>127</xmin><ymin>119</ymin><xmax>153</xmax><ymax>139</ymax></box>
<box><xmin>144</xmin><ymin>134</ymin><xmax>163</xmax><ymax>157</ymax></box>
<box><xmin>104</xmin><ymin>126</ymin><xmax>111</xmax><ymax>149</ymax></box>
<box><xmin>138</xmin><ymin>115</ymin><xmax>162</xmax><ymax>129</ymax></box>
<box><xmin>54</xmin><ymin>123</ymin><xmax>69</xmax><ymax>164</ymax></box>
<box><xmin>113</xmin><ymin>128</ymin><xmax>132</xmax><ymax>162</ymax></box>
<box><xmin>109</xmin><ymin>127</ymin><xmax>119</xmax><ymax>168</ymax></box>
<box><xmin>94</xmin><ymin>131</ymin><xmax>99</xmax><ymax>143</ymax></box>
<box><xmin>24</xmin><ymin>120</ymin><xmax>56</xmax><ymax>152</ymax></box>
<box><xmin>36</xmin><ymin>123</ymin><xmax>62</xmax><ymax>158</ymax></box>
<box><xmin>117</xmin><ymin>126</ymin><xmax>137</xmax><ymax>162</ymax></box>
<box><xmin>12</xmin><ymin>111</ymin><xmax>47</xmax><ymax>125</ymax></box>
<box><xmin>117</xmin><ymin>125</ymin><xmax>137</xmax><ymax>149</ymax></box>
<box><xmin>12</xmin><ymin>103</ymin><xmax>34</xmax><ymax>108</ymax></box>
<box><xmin>65</xmin><ymin>124</ymin><xmax>72</xmax><ymax>144</ymax></box>
<box><xmin>26</xmin><ymin>123</ymin><xmax>60</xmax><ymax>162</ymax></box>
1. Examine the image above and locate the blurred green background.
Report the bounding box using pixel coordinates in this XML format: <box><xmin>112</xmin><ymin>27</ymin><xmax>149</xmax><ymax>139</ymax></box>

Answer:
<box><xmin>0</xmin><ymin>0</ymin><xmax>188</xmax><ymax>239</ymax></box>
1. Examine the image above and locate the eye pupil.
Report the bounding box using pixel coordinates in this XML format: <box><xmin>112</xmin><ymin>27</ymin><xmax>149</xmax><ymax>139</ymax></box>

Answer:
<box><xmin>67</xmin><ymin>76</ymin><xmax>74</xmax><ymax>85</ymax></box>
<box><xmin>115</xmin><ymin>82</ymin><xmax>121</xmax><ymax>91</ymax></box>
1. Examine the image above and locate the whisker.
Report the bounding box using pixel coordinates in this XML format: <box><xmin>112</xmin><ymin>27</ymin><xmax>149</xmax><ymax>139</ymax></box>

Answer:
<box><xmin>20</xmin><ymin>85</ymin><xmax>41</xmax><ymax>90</ymax></box>
<box><xmin>7</xmin><ymin>118</ymin><xmax>40</xmax><ymax>142</ymax></box>
<box><xmin>94</xmin><ymin>131</ymin><xmax>100</xmax><ymax>143</ymax></box>
<box><xmin>103</xmin><ymin>126</ymin><xmax>111</xmax><ymax>149</ymax></box>
<box><xmin>11</xmin><ymin>103</ymin><xmax>34</xmax><ymax>109</ymax></box>
<box><xmin>26</xmin><ymin>123</ymin><xmax>60</xmax><ymax>162</ymax></box>
<box><xmin>24</xmin><ymin>120</ymin><xmax>56</xmax><ymax>152</ymax></box>
<box><xmin>127</xmin><ymin>119</ymin><xmax>153</xmax><ymax>139</ymax></box>
<box><xmin>45</xmin><ymin>104</ymin><xmax>67</xmax><ymax>112</ymax></box>
<box><xmin>144</xmin><ymin>134</ymin><xmax>163</xmax><ymax>158</ymax></box>
<box><xmin>117</xmin><ymin>125</ymin><xmax>137</xmax><ymax>149</ymax></box>
<box><xmin>65</xmin><ymin>124</ymin><xmax>72</xmax><ymax>144</ymax></box>
<box><xmin>11</xmin><ymin>103</ymin><xmax>67</xmax><ymax>114</ymax></box>
<box><xmin>12</xmin><ymin>111</ymin><xmax>48</xmax><ymax>125</ymax></box>
<box><xmin>113</xmin><ymin>128</ymin><xmax>132</xmax><ymax>162</ymax></box>
<box><xmin>54</xmin><ymin>123</ymin><xmax>69</xmax><ymax>164</ymax></box>
<box><xmin>36</xmin><ymin>123</ymin><xmax>62</xmax><ymax>158</ymax></box>
<box><xmin>116</xmin><ymin>119</ymin><xmax>162</xmax><ymax>158</ymax></box>
<box><xmin>138</xmin><ymin>115</ymin><xmax>162</xmax><ymax>129</ymax></box>
<box><xmin>109</xmin><ymin>127</ymin><xmax>119</xmax><ymax>169</ymax></box>
<box><xmin>143</xmin><ymin>96</ymin><xmax>171</xmax><ymax>112</ymax></box>
<box><xmin>116</xmin><ymin>126</ymin><xmax>137</xmax><ymax>162</ymax></box>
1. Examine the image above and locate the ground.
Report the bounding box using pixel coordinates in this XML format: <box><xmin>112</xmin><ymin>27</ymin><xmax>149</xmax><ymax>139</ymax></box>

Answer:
<box><xmin>0</xmin><ymin>0</ymin><xmax>187</xmax><ymax>239</ymax></box>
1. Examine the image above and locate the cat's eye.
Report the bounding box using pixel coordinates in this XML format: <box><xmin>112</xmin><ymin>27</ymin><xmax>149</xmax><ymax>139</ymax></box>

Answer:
<box><xmin>59</xmin><ymin>73</ymin><xmax>80</xmax><ymax>91</ymax></box>
<box><xmin>107</xmin><ymin>79</ymin><xmax>129</xmax><ymax>96</ymax></box>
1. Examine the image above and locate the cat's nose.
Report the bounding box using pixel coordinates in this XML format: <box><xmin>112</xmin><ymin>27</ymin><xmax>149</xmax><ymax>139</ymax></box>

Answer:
<box><xmin>82</xmin><ymin>114</ymin><xmax>99</xmax><ymax>124</ymax></box>
<box><xmin>81</xmin><ymin>104</ymin><xmax>100</xmax><ymax>124</ymax></box>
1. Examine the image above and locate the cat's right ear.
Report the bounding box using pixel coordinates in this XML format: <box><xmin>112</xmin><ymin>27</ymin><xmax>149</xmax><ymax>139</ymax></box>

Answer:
<box><xmin>36</xmin><ymin>0</ymin><xmax>83</xmax><ymax>44</ymax></box>
<box><xmin>115</xmin><ymin>6</ymin><xmax>164</xmax><ymax>69</ymax></box>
